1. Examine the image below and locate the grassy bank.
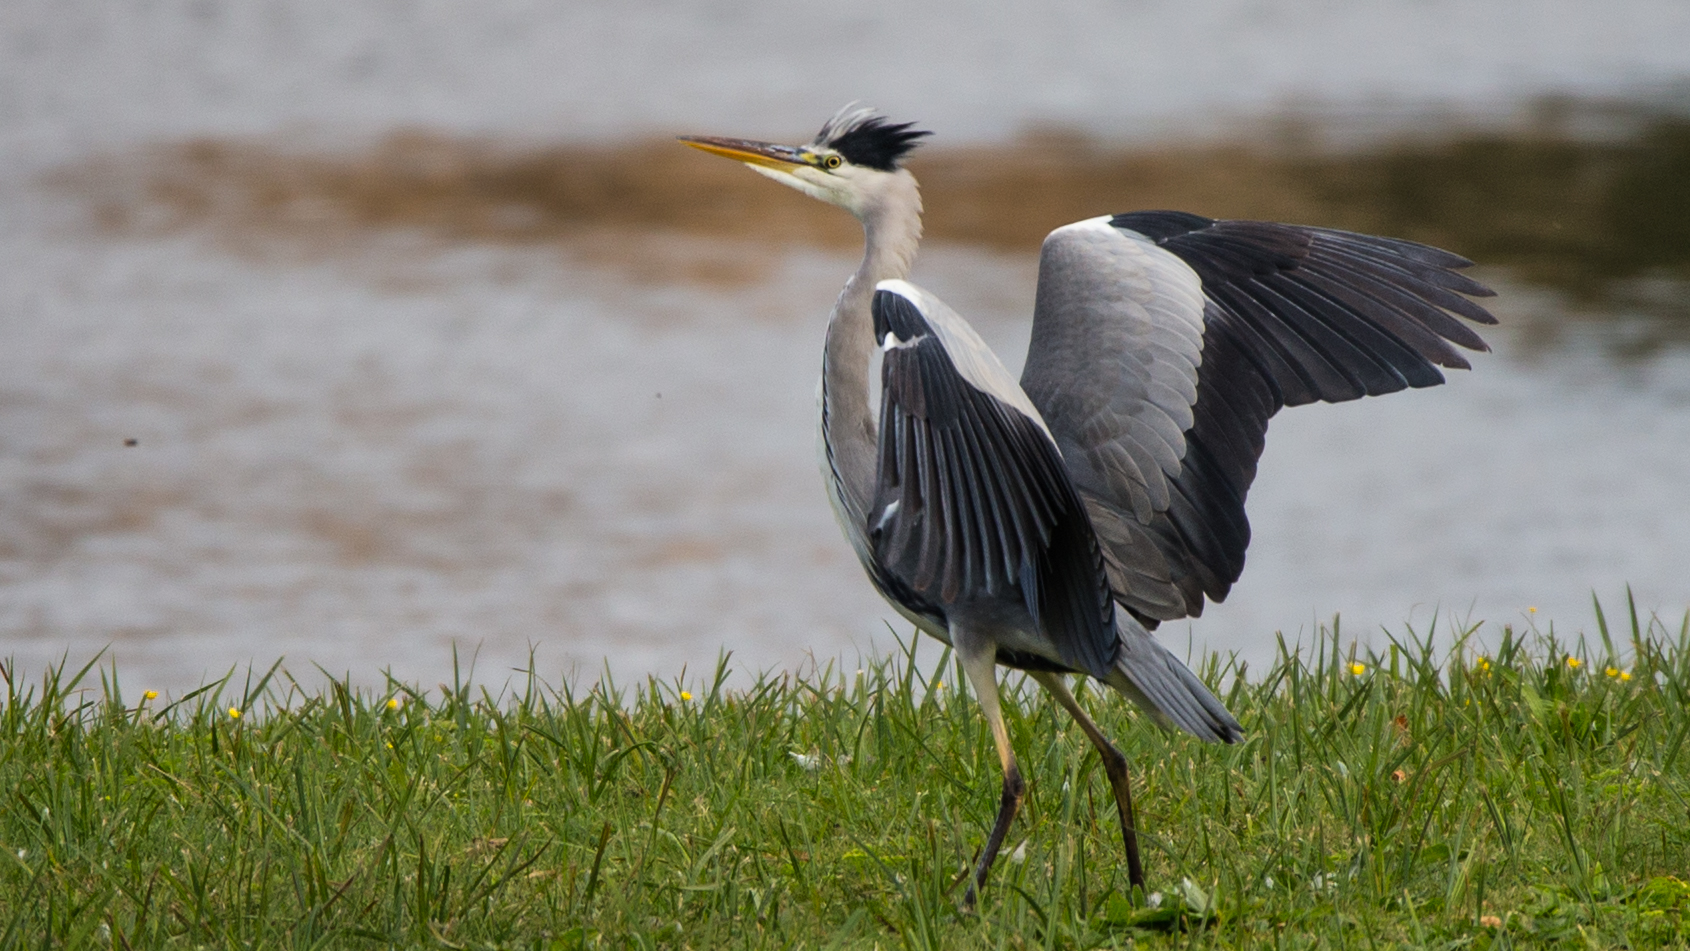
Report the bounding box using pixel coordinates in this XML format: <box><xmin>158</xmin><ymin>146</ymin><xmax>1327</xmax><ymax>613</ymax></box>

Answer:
<box><xmin>4</xmin><ymin>602</ymin><xmax>1688</xmax><ymax>949</ymax></box>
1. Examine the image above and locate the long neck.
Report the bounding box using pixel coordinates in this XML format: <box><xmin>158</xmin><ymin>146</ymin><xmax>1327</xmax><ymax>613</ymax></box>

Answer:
<box><xmin>821</xmin><ymin>170</ymin><xmax>924</xmax><ymax>530</ymax></box>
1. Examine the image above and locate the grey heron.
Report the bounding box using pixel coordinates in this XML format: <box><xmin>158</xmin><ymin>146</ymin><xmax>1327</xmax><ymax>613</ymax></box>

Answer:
<box><xmin>680</xmin><ymin>105</ymin><xmax>1495</xmax><ymax>903</ymax></box>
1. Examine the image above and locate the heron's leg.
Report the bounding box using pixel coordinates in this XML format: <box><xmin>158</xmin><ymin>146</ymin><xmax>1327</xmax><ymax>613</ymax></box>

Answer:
<box><xmin>955</xmin><ymin>637</ymin><xmax>1024</xmax><ymax>907</ymax></box>
<box><xmin>1029</xmin><ymin>671</ymin><xmax>1146</xmax><ymax>889</ymax></box>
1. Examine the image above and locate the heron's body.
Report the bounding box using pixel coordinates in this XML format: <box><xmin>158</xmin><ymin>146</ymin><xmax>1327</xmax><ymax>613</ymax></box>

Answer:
<box><xmin>681</xmin><ymin>106</ymin><xmax>1496</xmax><ymax>902</ymax></box>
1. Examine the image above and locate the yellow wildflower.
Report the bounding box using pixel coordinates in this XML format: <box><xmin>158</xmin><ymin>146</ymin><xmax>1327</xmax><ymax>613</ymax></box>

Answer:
<box><xmin>1620</xmin><ymin>670</ymin><xmax>1633</xmax><ymax>682</ymax></box>
<box><xmin>680</xmin><ymin>690</ymin><xmax>693</xmax><ymax>702</ymax></box>
<box><xmin>143</xmin><ymin>690</ymin><xmax>158</xmax><ymax>701</ymax></box>
<box><xmin>386</xmin><ymin>697</ymin><xmax>400</xmax><ymax>710</ymax></box>
<box><xmin>1605</xmin><ymin>666</ymin><xmax>1619</xmax><ymax>678</ymax></box>
<box><xmin>1350</xmin><ymin>663</ymin><xmax>1366</xmax><ymax>676</ymax></box>
<box><xmin>1566</xmin><ymin>657</ymin><xmax>1581</xmax><ymax>670</ymax></box>
<box><xmin>228</xmin><ymin>707</ymin><xmax>242</xmax><ymax>720</ymax></box>
<box><xmin>1528</xmin><ymin>606</ymin><xmax>1537</xmax><ymax>614</ymax></box>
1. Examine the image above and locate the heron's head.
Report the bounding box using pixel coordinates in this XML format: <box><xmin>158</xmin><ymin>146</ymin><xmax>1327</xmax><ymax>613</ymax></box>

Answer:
<box><xmin>680</xmin><ymin>105</ymin><xmax>930</xmax><ymax>220</ymax></box>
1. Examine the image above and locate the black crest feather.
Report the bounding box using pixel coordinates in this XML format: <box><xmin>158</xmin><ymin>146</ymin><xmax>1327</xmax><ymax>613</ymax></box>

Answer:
<box><xmin>814</xmin><ymin>105</ymin><xmax>931</xmax><ymax>171</ymax></box>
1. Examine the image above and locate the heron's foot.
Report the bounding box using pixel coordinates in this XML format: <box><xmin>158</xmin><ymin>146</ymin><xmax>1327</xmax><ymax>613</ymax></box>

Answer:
<box><xmin>1098</xmin><ymin>743</ymin><xmax>1145</xmax><ymax>888</ymax></box>
<box><xmin>962</xmin><ymin>764</ymin><xmax>1025</xmax><ymax>908</ymax></box>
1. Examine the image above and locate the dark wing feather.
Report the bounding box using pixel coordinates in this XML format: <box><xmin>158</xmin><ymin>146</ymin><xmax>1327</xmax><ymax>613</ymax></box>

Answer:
<box><xmin>870</xmin><ymin>288</ymin><xmax>1117</xmax><ymax>678</ymax></box>
<box><xmin>1106</xmin><ymin>212</ymin><xmax>1496</xmax><ymax>616</ymax></box>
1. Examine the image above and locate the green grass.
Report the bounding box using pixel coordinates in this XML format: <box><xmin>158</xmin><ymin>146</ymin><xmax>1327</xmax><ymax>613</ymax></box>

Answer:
<box><xmin>4</xmin><ymin>596</ymin><xmax>1688</xmax><ymax>949</ymax></box>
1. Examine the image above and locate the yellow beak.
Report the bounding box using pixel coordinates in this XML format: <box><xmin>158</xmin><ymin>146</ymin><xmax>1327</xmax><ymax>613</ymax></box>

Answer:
<box><xmin>677</xmin><ymin>136</ymin><xmax>811</xmax><ymax>171</ymax></box>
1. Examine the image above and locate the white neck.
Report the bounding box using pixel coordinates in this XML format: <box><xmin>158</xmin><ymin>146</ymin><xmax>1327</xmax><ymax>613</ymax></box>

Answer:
<box><xmin>820</xmin><ymin>168</ymin><xmax>924</xmax><ymax>535</ymax></box>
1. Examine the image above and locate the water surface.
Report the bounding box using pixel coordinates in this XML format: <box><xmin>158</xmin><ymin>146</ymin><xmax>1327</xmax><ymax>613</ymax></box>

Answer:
<box><xmin>4</xmin><ymin>0</ymin><xmax>1690</xmax><ymax>693</ymax></box>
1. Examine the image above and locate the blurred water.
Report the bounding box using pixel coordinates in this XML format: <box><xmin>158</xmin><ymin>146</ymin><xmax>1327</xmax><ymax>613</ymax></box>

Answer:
<box><xmin>3</xmin><ymin>0</ymin><xmax>1690</xmax><ymax>693</ymax></box>
<box><xmin>7</xmin><ymin>0</ymin><xmax>1690</xmax><ymax>163</ymax></box>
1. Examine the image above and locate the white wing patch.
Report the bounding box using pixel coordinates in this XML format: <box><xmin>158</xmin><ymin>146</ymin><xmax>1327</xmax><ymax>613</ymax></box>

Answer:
<box><xmin>873</xmin><ymin>499</ymin><xmax>901</xmax><ymax>531</ymax></box>
<box><xmin>874</xmin><ymin>279</ymin><xmax>1054</xmax><ymax>441</ymax></box>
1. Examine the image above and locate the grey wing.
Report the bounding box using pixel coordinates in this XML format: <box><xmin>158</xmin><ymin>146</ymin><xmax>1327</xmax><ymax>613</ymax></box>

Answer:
<box><xmin>1019</xmin><ymin>218</ymin><xmax>1208</xmax><ymax>621</ymax></box>
<box><xmin>869</xmin><ymin>283</ymin><xmax>1117</xmax><ymax>679</ymax></box>
<box><xmin>1021</xmin><ymin>212</ymin><xmax>1497</xmax><ymax>622</ymax></box>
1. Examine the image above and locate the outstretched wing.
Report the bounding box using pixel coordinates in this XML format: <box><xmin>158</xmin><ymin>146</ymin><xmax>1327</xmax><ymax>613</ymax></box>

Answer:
<box><xmin>1020</xmin><ymin>213</ymin><xmax>1496</xmax><ymax>623</ymax></box>
<box><xmin>869</xmin><ymin>281</ymin><xmax>1117</xmax><ymax>678</ymax></box>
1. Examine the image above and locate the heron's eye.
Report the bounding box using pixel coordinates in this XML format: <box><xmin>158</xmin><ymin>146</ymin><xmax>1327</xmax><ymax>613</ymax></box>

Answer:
<box><xmin>823</xmin><ymin>154</ymin><xmax>843</xmax><ymax>170</ymax></box>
